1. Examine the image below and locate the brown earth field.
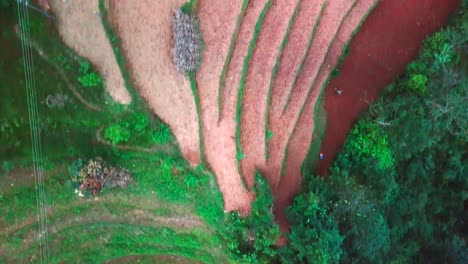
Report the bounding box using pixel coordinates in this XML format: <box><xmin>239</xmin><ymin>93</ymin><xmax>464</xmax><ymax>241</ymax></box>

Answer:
<box><xmin>108</xmin><ymin>0</ymin><xmax>201</xmax><ymax>166</ymax></box>
<box><xmin>316</xmin><ymin>0</ymin><xmax>461</xmax><ymax>176</ymax></box>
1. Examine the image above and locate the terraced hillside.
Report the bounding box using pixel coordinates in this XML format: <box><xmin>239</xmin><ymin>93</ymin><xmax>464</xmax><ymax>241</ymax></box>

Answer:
<box><xmin>47</xmin><ymin>0</ymin><xmax>459</xmax><ymax>234</ymax></box>
<box><xmin>109</xmin><ymin>0</ymin><xmax>380</xmax><ymax>221</ymax></box>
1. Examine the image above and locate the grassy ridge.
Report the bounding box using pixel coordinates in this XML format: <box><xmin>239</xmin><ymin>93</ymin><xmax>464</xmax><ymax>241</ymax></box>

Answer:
<box><xmin>217</xmin><ymin>0</ymin><xmax>250</xmax><ymax>121</ymax></box>
<box><xmin>281</xmin><ymin>1</ymin><xmax>328</xmax><ymax>114</ymax></box>
<box><xmin>301</xmin><ymin>0</ymin><xmax>382</xmax><ymax>175</ymax></box>
<box><xmin>278</xmin><ymin>0</ymin><xmax>358</xmax><ymax>180</ymax></box>
<box><xmin>264</xmin><ymin>0</ymin><xmax>302</xmax><ymax>160</ymax></box>
<box><xmin>189</xmin><ymin>72</ymin><xmax>206</xmax><ymax>166</ymax></box>
<box><xmin>235</xmin><ymin>0</ymin><xmax>273</xmax><ymax>189</ymax></box>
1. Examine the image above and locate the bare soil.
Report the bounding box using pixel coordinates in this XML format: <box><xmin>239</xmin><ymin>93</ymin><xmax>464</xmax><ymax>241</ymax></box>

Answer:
<box><xmin>196</xmin><ymin>0</ymin><xmax>270</xmax><ymax>214</ymax></box>
<box><xmin>317</xmin><ymin>0</ymin><xmax>460</xmax><ymax>175</ymax></box>
<box><xmin>266</xmin><ymin>0</ymin><xmax>356</xmax><ymax>194</ymax></box>
<box><xmin>239</xmin><ymin>0</ymin><xmax>300</xmax><ymax>189</ymax></box>
<box><xmin>49</xmin><ymin>0</ymin><xmax>131</xmax><ymax>105</ymax></box>
<box><xmin>274</xmin><ymin>0</ymin><xmax>379</xmax><ymax>236</ymax></box>
<box><xmin>108</xmin><ymin>0</ymin><xmax>201</xmax><ymax>166</ymax></box>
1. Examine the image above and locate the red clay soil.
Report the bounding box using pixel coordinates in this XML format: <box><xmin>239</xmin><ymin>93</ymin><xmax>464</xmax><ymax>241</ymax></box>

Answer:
<box><xmin>239</xmin><ymin>0</ymin><xmax>299</xmax><ymax>189</ymax></box>
<box><xmin>266</xmin><ymin>0</ymin><xmax>356</xmax><ymax>191</ymax></box>
<box><xmin>274</xmin><ymin>0</ymin><xmax>379</xmax><ymax>236</ymax></box>
<box><xmin>196</xmin><ymin>0</ymin><xmax>270</xmax><ymax>214</ymax></box>
<box><xmin>316</xmin><ymin>0</ymin><xmax>461</xmax><ymax>176</ymax></box>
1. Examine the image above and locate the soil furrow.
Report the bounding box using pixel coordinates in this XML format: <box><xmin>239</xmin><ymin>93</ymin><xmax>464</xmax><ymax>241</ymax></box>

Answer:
<box><xmin>266</xmin><ymin>0</ymin><xmax>357</xmax><ymax>188</ymax></box>
<box><xmin>217</xmin><ymin>0</ymin><xmax>249</xmax><ymax>122</ymax></box>
<box><xmin>239</xmin><ymin>0</ymin><xmax>299</xmax><ymax>189</ymax></box>
<box><xmin>199</xmin><ymin>0</ymin><xmax>269</xmax><ymax>214</ymax></box>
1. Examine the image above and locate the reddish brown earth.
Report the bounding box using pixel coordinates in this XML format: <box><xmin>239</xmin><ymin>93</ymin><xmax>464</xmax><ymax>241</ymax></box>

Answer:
<box><xmin>266</xmin><ymin>0</ymin><xmax>356</xmax><ymax>196</ymax></box>
<box><xmin>317</xmin><ymin>0</ymin><xmax>461</xmax><ymax>176</ymax></box>
<box><xmin>197</xmin><ymin>0</ymin><xmax>270</xmax><ymax>214</ymax></box>
<box><xmin>274</xmin><ymin>0</ymin><xmax>380</xmax><ymax>235</ymax></box>
<box><xmin>239</xmin><ymin>0</ymin><xmax>299</xmax><ymax>189</ymax></box>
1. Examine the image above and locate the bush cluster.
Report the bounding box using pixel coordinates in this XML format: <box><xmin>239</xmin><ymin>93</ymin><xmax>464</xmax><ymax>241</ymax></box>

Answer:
<box><xmin>172</xmin><ymin>9</ymin><xmax>202</xmax><ymax>73</ymax></box>
<box><xmin>70</xmin><ymin>157</ymin><xmax>133</xmax><ymax>196</ymax></box>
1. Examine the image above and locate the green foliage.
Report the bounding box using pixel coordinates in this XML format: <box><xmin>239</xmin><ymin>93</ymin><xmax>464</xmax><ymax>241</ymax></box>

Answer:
<box><xmin>2</xmin><ymin>160</ymin><xmax>13</xmax><ymax>174</ymax></box>
<box><xmin>347</xmin><ymin>120</ymin><xmax>394</xmax><ymax>169</ymax></box>
<box><xmin>279</xmin><ymin>176</ymin><xmax>343</xmax><ymax>264</ymax></box>
<box><xmin>78</xmin><ymin>72</ymin><xmax>103</xmax><ymax>88</ymax></box>
<box><xmin>77</xmin><ymin>60</ymin><xmax>103</xmax><ymax>88</ymax></box>
<box><xmin>226</xmin><ymin>172</ymin><xmax>280</xmax><ymax>263</ymax></box>
<box><xmin>180</xmin><ymin>0</ymin><xmax>198</xmax><ymax>15</ymax></box>
<box><xmin>406</xmin><ymin>73</ymin><xmax>428</xmax><ymax>94</ymax></box>
<box><xmin>104</xmin><ymin>124</ymin><xmax>131</xmax><ymax>145</ymax></box>
<box><xmin>152</xmin><ymin>122</ymin><xmax>172</xmax><ymax>144</ymax></box>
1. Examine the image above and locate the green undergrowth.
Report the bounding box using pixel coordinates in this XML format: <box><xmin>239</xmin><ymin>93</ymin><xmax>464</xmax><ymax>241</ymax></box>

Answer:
<box><xmin>217</xmin><ymin>0</ymin><xmax>249</xmax><ymax>121</ymax></box>
<box><xmin>302</xmin><ymin>0</ymin><xmax>381</xmax><ymax>174</ymax></box>
<box><xmin>1</xmin><ymin>4</ymin><xmax>229</xmax><ymax>262</ymax></box>
<box><xmin>14</xmin><ymin>224</ymin><xmax>220</xmax><ymax>263</ymax></box>
<box><xmin>280</xmin><ymin>1</ymin><xmax>327</xmax><ymax>114</ymax></box>
<box><xmin>235</xmin><ymin>0</ymin><xmax>273</xmax><ymax>189</ymax></box>
<box><xmin>264</xmin><ymin>0</ymin><xmax>302</xmax><ymax>160</ymax></box>
<box><xmin>278</xmin><ymin>0</ymin><xmax>358</xmax><ymax>180</ymax></box>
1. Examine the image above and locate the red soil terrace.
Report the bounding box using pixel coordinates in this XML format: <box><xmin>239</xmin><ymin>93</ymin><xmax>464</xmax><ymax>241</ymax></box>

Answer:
<box><xmin>317</xmin><ymin>0</ymin><xmax>461</xmax><ymax>176</ymax></box>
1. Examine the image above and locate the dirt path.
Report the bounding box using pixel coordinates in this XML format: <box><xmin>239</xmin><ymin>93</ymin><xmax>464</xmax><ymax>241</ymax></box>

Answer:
<box><xmin>317</xmin><ymin>0</ymin><xmax>460</xmax><ymax>175</ymax></box>
<box><xmin>239</xmin><ymin>0</ymin><xmax>300</xmax><ymax>189</ymax></box>
<box><xmin>108</xmin><ymin>0</ymin><xmax>201</xmax><ymax>166</ymax></box>
<box><xmin>266</xmin><ymin>0</ymin><xmax>356</xmax><ymax>190</ymax></box>
<box><xmin>14</xmin><ymin>25</ymin><xmax>102</xmax><ymax>112</ymax></box>
<box><xmin>49</xmin><ymin>0</ymin><xmax>131</xmax><ymax>105</ymax></box>
<box><xmin>274</xmin><ymin>0</ymin><xmax>380</xmax><ymax>235</ymax></box>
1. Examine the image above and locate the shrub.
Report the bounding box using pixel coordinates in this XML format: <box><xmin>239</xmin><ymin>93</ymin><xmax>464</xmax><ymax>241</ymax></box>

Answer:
<box><xmin>104</xmin><ymin>124</ymin><xmax>131</xmax><ymax>145</ymax></box>
<box><xmin>348</xmin><ymin>120</ymin><xmax>394</xmax><ymax>169</ymax></box>
<box><xmin>78</xmin><ymin>72</ymin><xmax>103</xmax><ymax>88</ymax></box>
<box><xmin>406</xmin><ymin>73</ymin><xmax>428</xmax><ymax>95</ymax></box>
<box><xmin>172</xmin><ymin>9</ymin><xmax>203</xmax><ymax>73</ymax></box>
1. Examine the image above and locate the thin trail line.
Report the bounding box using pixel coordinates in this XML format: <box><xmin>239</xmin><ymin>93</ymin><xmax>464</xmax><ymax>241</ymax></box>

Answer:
<box><xmin>17</xmin><ymin>1</ymin><xmax>49</xmax><ymax>262</ymax></box>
